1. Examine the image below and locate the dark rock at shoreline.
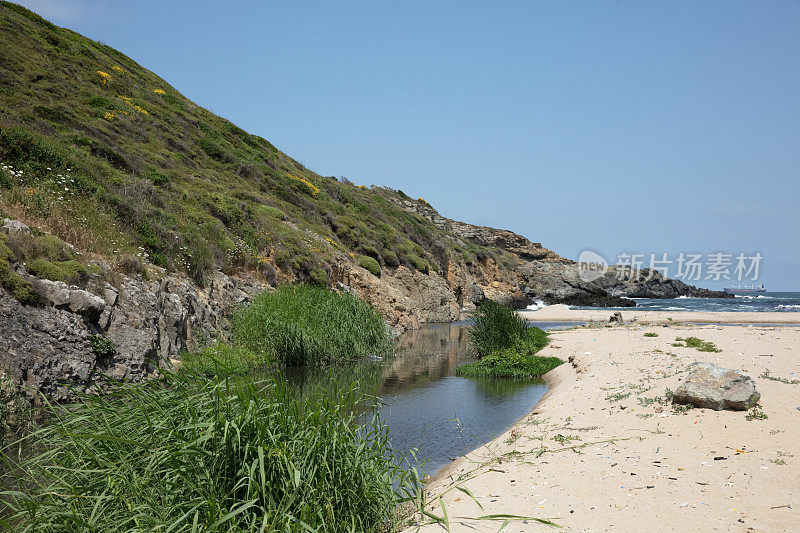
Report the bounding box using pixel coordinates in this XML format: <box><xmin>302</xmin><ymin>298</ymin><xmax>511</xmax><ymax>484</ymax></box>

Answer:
<box><xmin>596</xmin><ymin>267</ymin><xmax>734</xmax><ymax>300</ymax></box>
<box><xmin>672</xmin><ymin>362</ymin><xmax>760</xmax><ymax>411</ymax></box>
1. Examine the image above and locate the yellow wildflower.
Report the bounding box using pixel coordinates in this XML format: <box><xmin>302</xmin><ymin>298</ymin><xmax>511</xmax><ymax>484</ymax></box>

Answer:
<box><xmin>96</xmin><ymin>70</ymin><xmax>112</xmax><ymax>85</ymax></box>
<box><xmin>289</xmin><ymin>175</ymin><xmax>319</xmax><ymax>197</ymax></box>
<box><xmin>103</xmin><ymin>111</ymin><xmax>117</xmax><ymax>120</ymax></box>
<box><xmin>111</xmin><ymin>65</ymin><xmax>126</xmax><ymax>73</ymax></box>
<box><xmin>153</xmin><ymin>89</ymin><xmax>166</xmax><ymax>95</ymax></box>
<box><xmin>118</xmin><ymin>97</ymin><xmax>149</xmax><ymax>115</ymax></box>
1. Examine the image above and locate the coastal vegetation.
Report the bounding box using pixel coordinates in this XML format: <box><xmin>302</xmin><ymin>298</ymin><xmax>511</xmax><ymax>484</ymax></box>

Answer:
<box><xmin>456</xmin><ymin>300</ymin><xmax>562</xmax><ymax>379</ymax></box>
<box><xmin>0</xmin><ymin>1</ymin><xmax>505</xmax><ymax>296</ymax></box>
<box><xmin>671</xmin><ymin>336</ymin><xmax>721</xmax><ymax>353</ymax></box>
<box><xmin>1</xmin><ymin>372</ymin><xmax>412</xmax><ymax>532</ymax></box>
<box><xmin>2</xmin><ymin>286</ymin><xmax>410</xmax><ymax>531</ymax></box>
<box><xmin>229</xmin><ymin>285</ymin><xmax>393</xmax><ymax>367</ymax></box>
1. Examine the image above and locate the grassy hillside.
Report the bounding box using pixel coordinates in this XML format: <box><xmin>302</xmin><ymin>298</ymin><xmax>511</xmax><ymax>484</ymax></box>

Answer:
<box><xmin>0</xmin><ymin>2</ymin><xmax>510</xmax><ymax>289</ymax></box>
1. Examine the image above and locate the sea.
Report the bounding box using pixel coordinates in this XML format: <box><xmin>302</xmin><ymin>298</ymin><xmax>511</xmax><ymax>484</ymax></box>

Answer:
<box><xmin>595</xmin><ymin>292</ymin><xmax>800</xmax><ymax>313</ymax></box>
<box><xmin>525</xmin><ymin>292</ymin><xmax>800</xmax><ymax>313</ymax></box>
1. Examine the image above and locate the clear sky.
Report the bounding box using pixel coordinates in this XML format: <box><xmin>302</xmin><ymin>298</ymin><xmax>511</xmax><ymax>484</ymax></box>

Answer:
<box><xmin>18</xmin><ymin>0</ymin><xmax>800</xmax><ymax>290</ymax></box>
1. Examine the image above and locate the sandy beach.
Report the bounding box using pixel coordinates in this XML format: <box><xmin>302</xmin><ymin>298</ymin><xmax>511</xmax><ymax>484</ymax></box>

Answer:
<box><xmin>404</xmin><ymin>313</ymin><xmax>800</xmax><ymax>532</ymax></box>
<box><xmin>521</xmin><ymin>304</ymin><xmax>800</xmax><ymax>325</ymax></box>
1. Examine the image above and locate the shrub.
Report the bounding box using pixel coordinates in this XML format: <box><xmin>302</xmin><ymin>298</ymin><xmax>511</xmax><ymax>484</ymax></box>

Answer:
<box><xmin>5</xmin><ymin>233</ymin><xmax>76</xmax><ymax>264</ymax></box>
<box><xmin>0</xmin><ymin>125</ymin><xmax>70</xmax><ymax>171</ymax></box>
<box><xmin>0</xmin><ymin>371</ymin><xmax>32</xmax><ymax>441</ymax></box>
<box><xmin>232</xmin><ymin>285</ymin><xmax>392</xmax><ymax>366</ymax></box>
<box><xmin>383</xmin><ymin>250</ymin><xmax>399</xmax><ymax>267</ymax></box>
<box><xmin>359</xmin><ymin>255</ymin><xmax>381</xmax><ymax>277</ymax></box>
<box><xmin>643</xmin><ymin>332</ymin><xmax>659</xmax><ymax>338</ymax></box>
<box><xmin>257</xmin><ymin>205</ymin><xmax>284</xmax><ymax>219</ymax></box>
<box><xmin>457</xmin><ymin>300</ymin><xmax>558</xmax><ymax>380</ymax></box>
<box><xmin>309</xmin><ymin>268</ymin><xmax>328</xmax><ymax>286</ymax></box>
<box><xmin>26</xmin><ymin>258</ymin><xmax>88</xmax><ymax>283</ymax></box>
<box><xmin>289</xmin><ymin>175</ymin><xmax>319</xmax><ymax>197</ymax></box>
<box><xmin>1</xmin><ymin>372</ymin><xmax>405</xmax><ymax>532</ymax></box>
<box><xmin>0</xmin><ymin>261</ymin><xmax>38</xmax><ymax>304</ymax></box>
<box><xmin>116</xmin><ymin>254</ymin><xmax>145</xmax><ymax>277</ymax></box>
<box><xmin>89</xmin><ymin>334</ymin><xmax>116</xmax><ymax>358</ymax></box>
<box><xmin>408</xmin><ymin>253</ymin><xmax>428</xmax><ymax>274</ymax></box>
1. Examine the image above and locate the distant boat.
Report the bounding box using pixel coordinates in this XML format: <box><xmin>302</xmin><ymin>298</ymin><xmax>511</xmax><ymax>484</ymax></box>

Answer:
<box><xmin>724</xmin><ymin>283</ymin><xmax>766</xmax><ymax>294</ymax></box>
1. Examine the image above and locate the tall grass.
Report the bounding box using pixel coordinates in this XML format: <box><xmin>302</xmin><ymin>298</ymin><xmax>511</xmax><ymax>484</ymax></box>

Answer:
<box><xmin>232</xmin><ymin>285</ymin><xmax>393</xmax><ymax>367</ymax></box>
<box><xmin>467</xmin><ymin>299</ymin><xmax>547</xmax><ymax>356</ymax></box>
<box><xmin>457</xmin><ymin>300</ymin><xmax>560</xmax><ymax>380</ymax></box>
<box><xmin>1</xmin><ymin>370</ymin><xmax>413</xmax><ymax>532</ymax></box>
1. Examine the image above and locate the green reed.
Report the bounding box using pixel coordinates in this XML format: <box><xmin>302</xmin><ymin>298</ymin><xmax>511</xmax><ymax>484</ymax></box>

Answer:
<box><xmin>1</xmin><ymin>370</ymin><xmax>416</xmax><ymax>532</ymax></box>
<box><xmin>232</xmin><ymin>285</ymin><xmax>393</xmax><ymax>367</ymax></box>
<box><xmin>457</xmin><ymin>300</ymin><xmax>560</xmax><ymax>379</ymax></box>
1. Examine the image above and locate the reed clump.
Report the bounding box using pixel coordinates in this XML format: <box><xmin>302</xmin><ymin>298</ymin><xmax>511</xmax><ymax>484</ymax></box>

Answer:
<box><xmin>456</xmin><ymin>300</ymin><xmax>561</xmax><ymax>379</ymax></box>
<box><xmin>231</xmin><ymin>285</ymin><xmax>393</xmax><ymax>367</ymax></box>
<box><xmin>1</xmin><ymin>371</ymin><xmax>407</xmax><ymax>532</ymax></box>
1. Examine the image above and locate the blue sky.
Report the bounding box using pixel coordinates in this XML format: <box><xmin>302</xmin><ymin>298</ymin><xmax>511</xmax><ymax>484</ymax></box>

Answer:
<box><xmin>19</xmin><ymin>1</ymin><xmax>800</xmax><ymax>290</ymax></box>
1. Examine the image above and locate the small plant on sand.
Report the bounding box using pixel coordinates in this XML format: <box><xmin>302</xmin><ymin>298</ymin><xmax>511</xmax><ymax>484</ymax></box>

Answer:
<box><xmin>643</xmin><ymin>332</ymin><xmax>659</xmax><ymax>338</ymax></box>
<box><xmin>672</xmin><ymin>337</ymin><xmax>721</xmax><ymax>353</ymax></box>
<box><xmin>456</xmin><ymin>300</ymin><xmax>561</xmax><ymax>380</ymax></box>
<box><xmin>746</xmin><ymin>403</ymin><xmax>768</xmax><ymax>421</ymax></box>
<box><xmin>671</xmin><ymin>402</ymin><xmax>695</xmax><ymax>414</ymax></box>
<box><xmin>760</xmin><ymin>369</ymin><xmax>800</xmax><ymax>385</ymax></box>
<box><xmin>606</xmin><ymin>391</ymin><xmax>632</xmax><ymax>403</ymax></box>
<box><xmin>552</xmin><ymin>433</ymin><xmax>580</xmax><ymax>444</ymax></box>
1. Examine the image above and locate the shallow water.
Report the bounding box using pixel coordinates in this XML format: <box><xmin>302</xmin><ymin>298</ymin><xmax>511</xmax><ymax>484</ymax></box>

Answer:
<box><xmin>285</xmin><ymin>322</ymin><xmax>575</xmax><ymax>477</ymax></box>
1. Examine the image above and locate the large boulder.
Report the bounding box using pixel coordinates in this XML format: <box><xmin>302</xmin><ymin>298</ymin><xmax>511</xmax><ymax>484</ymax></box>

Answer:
<box><xmin>672</xmin><ymin>362</ymin><xmax>760</xmax><ymax>411</ymax></box>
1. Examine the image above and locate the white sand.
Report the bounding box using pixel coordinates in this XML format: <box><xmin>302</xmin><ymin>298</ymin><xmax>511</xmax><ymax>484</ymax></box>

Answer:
<box><xmin>402</xmin><ymin>319</ymin><xmax>800</xmax><ymax>532</ymax></box>
<box><xmin>521</xmin><ymin>304</ymin><xmax>800</xmax><ymax>325</ymax></box>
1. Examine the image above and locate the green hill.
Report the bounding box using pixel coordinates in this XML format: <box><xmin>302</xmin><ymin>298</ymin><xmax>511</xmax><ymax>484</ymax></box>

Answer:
<box><xmin>0</xmin><ymin>1</ymin><xmax>507</xmax><ymax>288</ymax></box>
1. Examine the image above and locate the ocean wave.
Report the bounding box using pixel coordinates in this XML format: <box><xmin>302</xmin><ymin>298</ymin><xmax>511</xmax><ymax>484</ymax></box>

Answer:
<box><xmin>777</xmin><ymin>304</ymin><xmax>800</xmax><ymax>310</ymax></box>
<box><xmin>526</xmin><ymin>299</ymin><xmax>547</xmax><ymax>311</ymax></box>
<box><xmin>662</xmin><ymin>306</ymin><xmax>687</xmax><ymax>311</ymax></box>
<box><xmin>676</xmin><ymin>295</ymin><xmax>697</xmax><ymax>299</ymax></box>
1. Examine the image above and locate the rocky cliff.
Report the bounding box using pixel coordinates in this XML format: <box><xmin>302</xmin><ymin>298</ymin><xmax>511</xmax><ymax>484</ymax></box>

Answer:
<box><xmin>1</xmin><ymin>213</ymin><xmax>724</xmax><ymax>402</ymax></box>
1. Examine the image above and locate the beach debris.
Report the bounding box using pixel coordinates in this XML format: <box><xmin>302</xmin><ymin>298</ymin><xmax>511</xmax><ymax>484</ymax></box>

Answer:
<box><xmin>672</xmin><ymin>362</ymin><xmax>760</xmax><ymax>411</ymax></box>
<box><xmin>609</xmin><ymin>311</ymin><xmax>624</xmax><ymax>324</ymax></box>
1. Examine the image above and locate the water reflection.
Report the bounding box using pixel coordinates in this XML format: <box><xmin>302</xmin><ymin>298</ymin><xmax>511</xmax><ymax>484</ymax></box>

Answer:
<box><xmin>283</xmin><ymin>323</ymin><xmax>563</xmax><ymax>477</ymax></box>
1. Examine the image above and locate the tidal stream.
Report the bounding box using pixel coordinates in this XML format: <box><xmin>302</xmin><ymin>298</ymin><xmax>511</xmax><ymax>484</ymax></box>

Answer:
<box><xmin>284</xmin><ymin>321</ymin><xmax>577</xmax><ymax>477</ymax></box>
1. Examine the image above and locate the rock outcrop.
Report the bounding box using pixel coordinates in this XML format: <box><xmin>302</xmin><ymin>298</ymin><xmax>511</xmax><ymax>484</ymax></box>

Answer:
<box><xmin>595</xmin><ymin>267</ymin><xmax>734</xmax><ymax>299</ymax></box>
<box><xmin>0</xmin><ymin>268</ymin><xmax>262</xmax><ymax>402</ymax></box>
<box><xmin>672</xmin><ymin>362</ymin><xmax>760</xmax><ymax>411</ymax></box>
